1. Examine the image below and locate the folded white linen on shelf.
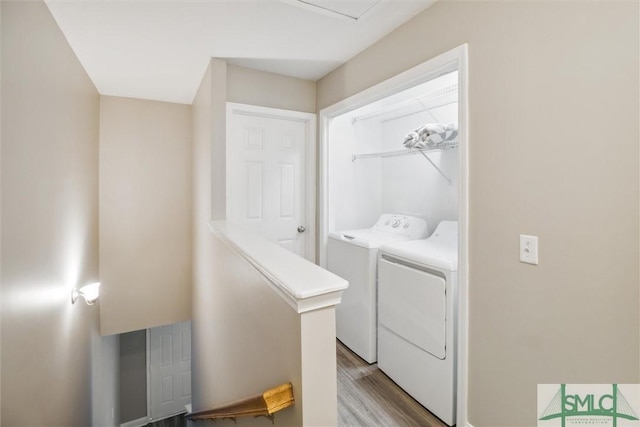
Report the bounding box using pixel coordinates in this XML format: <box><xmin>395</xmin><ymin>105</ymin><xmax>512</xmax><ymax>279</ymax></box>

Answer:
<box><xmin>402</xmin><ymin>131</ymin><xmax>420</xmax><ymax>148</ymax></box>
<box><xmin>403</xmin><ymin>123</ymin><xmax>458</xmax><ymax>149</ymax></box>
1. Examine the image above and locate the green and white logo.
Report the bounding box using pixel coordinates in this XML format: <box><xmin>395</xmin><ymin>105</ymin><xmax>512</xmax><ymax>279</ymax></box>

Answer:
<box><xmin>538</xmin><ymin>384</ymin><xmax>640</xmax><ymax>427</ymax></box>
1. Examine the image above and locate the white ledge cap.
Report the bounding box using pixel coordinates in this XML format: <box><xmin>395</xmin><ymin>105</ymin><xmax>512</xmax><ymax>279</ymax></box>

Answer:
<box><xmin>209</xmin><ymin>221</ymin><xmax>348</xmax><ymax>314</ymax></box>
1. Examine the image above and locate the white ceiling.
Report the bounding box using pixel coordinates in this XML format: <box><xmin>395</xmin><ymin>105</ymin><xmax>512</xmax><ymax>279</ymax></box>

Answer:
<box><xmin>45</xmin><ymin>0</ymin><xmax>435</xmax><ymax>104</ymax></box>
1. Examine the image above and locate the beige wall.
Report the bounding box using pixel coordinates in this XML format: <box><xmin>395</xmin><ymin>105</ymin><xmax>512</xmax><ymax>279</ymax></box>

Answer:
<box><xmin>191</xmin><ymin>58</ymin><xmax>220</xmax><ymax>413</ymax></box>
<box><xmin>318</xmin><ymin>1</ymin><xmax>639</xmax><ymax>426</ymax></box>
<box><xmin>198</xmin><ymin>61</ymin><xmax>316</xmax><ymax>224</ymax></box>
<box><xmin>227</xmin><ymin>64</ymin><xmax>316</xmax><ymax>114</ymax></box>
<box><xmin>99</xmin><ymin>96</ymin><xmax>192</xmax><ymax>335</ymax></box>
<box><xmin>211</xmin><ymin>60</ymin><xmax>228</xmax><ymax>221</ymax></box>
<box><xmin>192</xmin><ymin>60</ymin><xmax>300</xmax><ymax>423</ymax></box>
<box><xmin>193</xmin><ymin>231</ymin><xmax>304</xmax><ymax>426</ymax></box>
<box><xmin>1</xmin><ymin>1</ymin><xmax>104</xmax><ymax>425</ymax></box>
<box><xmin>191</xmin><ymin>60</ymin><xmax>328</xmax><ymax>425</ymax></box>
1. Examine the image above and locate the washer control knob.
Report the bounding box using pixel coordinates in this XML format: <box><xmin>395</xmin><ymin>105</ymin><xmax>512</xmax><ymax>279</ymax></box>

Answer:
<box><xmin>392</xmin><ymin>220</ymin><xmax>400</xmax><ymax>228</ymax></box>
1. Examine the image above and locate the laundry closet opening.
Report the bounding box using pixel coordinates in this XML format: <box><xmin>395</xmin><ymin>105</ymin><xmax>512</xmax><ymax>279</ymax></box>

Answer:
<box><xmin>319</xmin><ymin>45</ymin><xmax>469</xmax><ymax>426</ymax></box>
<box><xmin>327</xmin><ymin>69</ymin><xmax>458</xmax><ymax>237</ymax></box>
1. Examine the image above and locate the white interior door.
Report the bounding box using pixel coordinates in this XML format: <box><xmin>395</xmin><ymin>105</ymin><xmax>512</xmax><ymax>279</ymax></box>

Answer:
<box><xmin>227</xmin><ymin>103</ymin><xmax>316</xmax><ymax>260</ymax></box>
<box><xmin>148</xmin><ymin>321</ymin><xmax>191</xmax><ymax>422</ymax></box>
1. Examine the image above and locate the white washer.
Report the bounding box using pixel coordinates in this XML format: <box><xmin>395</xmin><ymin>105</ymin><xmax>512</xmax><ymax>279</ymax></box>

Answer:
<box><xmin>377</xmin><ymin>221</ymin><xmax>458</xmax><ymax>426</ymax></box>
<box><xmin>327</xmin><ymin>214</ymin><xmax>428</xmax><ymax>363</ymax></box>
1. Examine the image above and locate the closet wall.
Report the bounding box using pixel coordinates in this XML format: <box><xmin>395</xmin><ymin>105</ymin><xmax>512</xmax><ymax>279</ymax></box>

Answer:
<box><xmin>329</xmin><ymin>114</ymin><xmax>382</xmax><ymax>232</ymax></box>
<box><xmin>329</xmin><ymin>71</ymin><xmax>458</xmax><ymax>235</ymax></box>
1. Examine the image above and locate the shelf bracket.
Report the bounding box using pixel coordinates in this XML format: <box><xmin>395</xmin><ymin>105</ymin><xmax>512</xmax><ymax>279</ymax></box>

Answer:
<box><xmin>419</xmin><ymin>150</ymin><xmax>452</xmax><ymax>185</ymax></box>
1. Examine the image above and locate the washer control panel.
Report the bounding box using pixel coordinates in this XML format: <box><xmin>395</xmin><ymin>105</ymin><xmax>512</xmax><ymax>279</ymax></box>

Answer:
<box><xmin>373</xmin><ymin>214</ymin><xmax>428</xmax><ymax>239</ymax></box>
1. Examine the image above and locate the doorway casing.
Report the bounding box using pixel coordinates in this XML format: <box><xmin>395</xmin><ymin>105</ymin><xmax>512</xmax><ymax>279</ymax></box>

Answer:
<box><xmin>226</xmin><ymin>102</ymin><xmax>317</xmax><ymax>262</ymax></box>
<box><xmin>318</xmin><ymin>44</ymin><xmax>470</xmax><ymax>425</ymax></box>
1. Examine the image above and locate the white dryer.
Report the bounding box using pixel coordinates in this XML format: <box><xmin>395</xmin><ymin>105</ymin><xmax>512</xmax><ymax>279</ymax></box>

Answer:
<box><xmin>327</xmin><ymin>214</ymin><xmax>428</xmax><ymax>363</ymax></box>
<box><xmin>377</xmin><ymin>221</ymin><xmax>458</xmax><ymax>426</ymax></box>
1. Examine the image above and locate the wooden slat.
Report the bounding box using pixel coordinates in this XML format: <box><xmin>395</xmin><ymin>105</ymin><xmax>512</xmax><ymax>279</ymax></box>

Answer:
<box><xmin>262</xmin><ymin>383</ymin><xmax>295</xmax><ymax>414</ymax></box>
<box><xmin>188</xmin><ymin>383</ymin><xmax>294</xmax><ymax>422</ymax></box>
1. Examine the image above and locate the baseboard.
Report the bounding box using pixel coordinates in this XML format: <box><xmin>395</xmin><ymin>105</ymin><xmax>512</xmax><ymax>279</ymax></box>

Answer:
<box><xmin>121</xmin><ymin>416</ymin><xmax>148</xmax><ymax>427</ymax></box>
<box><xmin>466</xmin><ymin>422</ymin><xmax>475</xmax><ymax>427</ymax></box>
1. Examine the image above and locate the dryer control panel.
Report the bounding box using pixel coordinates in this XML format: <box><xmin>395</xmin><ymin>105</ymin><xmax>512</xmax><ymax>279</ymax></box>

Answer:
<box><xmin>373</xmin><ymin>214</ymin><xmax>428</xmax><ymax>239</ymax></box>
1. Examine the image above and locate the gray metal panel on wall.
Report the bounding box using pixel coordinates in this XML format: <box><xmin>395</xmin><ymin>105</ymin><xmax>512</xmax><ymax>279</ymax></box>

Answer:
<box><xmin>120</xmin><ymin>330</ymin><xmax>148</xmax><ymax>423</ymax></box>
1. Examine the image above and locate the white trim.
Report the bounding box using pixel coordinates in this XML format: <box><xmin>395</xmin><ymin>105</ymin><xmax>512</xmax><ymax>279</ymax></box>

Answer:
<box><xmin>225</xmin><ymin>102</ymin><xmax>317</xmax><ymax>263</ymax></box>
<box><xmin>209</xmin><ymin>220</ymin><xmax>347</xmax><ymax>314</ymax></box>
<box><xmin>120</xmin><ymin>416</ymin><xmax>148</xmax><ymax>427</ymax></box>
<box><xmin>466</xmin><ymin>423</ymin><xmax>475</xmax><ymax>427</ymax></box>
<box><xmin>317</xmin><ymin>44</ymin><xmax>469</xmax><ymax>426</ymax></box>
<box><xmin>145</xmin><ymin>328</ymin><xmax>151</xmax><ymax>423</ymax></box>
<box><xmin>305</xmin><ymin>112</ymin><xmax>318</xmax><ymax>263</ymax></box>
<box><xmin>456</xmin><ymin>44</ymin><xmax>470</xmax><ymax>427</ymax></box>
<box><xmin>318</xmin><ymin>112</ymin><xmax>331</xmax><ymax>269</ymax></box>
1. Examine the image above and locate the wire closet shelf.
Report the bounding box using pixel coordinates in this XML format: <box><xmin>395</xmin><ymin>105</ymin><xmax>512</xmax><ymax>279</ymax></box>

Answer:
<box><xmin>349</xmin><ymin>80</ymin><xmax>459</xmax><ymax>184</ymax></box>
<box><xmin>351</xmin><ymin>140</ymin><xmax>458</xmax><ymax>184</ymax></box>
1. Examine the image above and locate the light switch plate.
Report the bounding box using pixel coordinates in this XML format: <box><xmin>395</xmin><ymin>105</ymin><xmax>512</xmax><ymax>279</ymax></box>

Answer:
<box><xmin>520</xmin><ymin>235</ymin><xmax>539</xmax><ymax>265</ymax></box>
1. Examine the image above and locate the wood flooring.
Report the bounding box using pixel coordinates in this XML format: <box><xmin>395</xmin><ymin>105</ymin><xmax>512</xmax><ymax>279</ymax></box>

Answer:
<box><xmin>337</xmin><ymin>340</ymin><xmax>447</xmax><ymax>427</ymax></box>
<box><xmin>164</xmin><ymin>340</ymin><xmax>447</xmax><ymax>427</ymax></box>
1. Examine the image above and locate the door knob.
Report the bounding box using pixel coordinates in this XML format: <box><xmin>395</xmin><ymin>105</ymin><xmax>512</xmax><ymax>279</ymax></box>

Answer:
<box><xmin>297</xmin><ymin>226</ymin><xmax>306</xmax><ymax>233</ymax></box>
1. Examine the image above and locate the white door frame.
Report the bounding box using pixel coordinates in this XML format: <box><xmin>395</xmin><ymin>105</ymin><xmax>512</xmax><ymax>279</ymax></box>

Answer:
<box><xmin>226</xmin><ymin>102</ymin><xmax>317</xmax><ymax>263</ymax></box>
<box><xmin>145</xmin><ymin>329</ymin><xmax>151</xmax><ymax>425</ymax></box>
<box><xmin>318</xmin><ymin>44</ymin><xmax>469</xmax><ymax>426</ymax></box>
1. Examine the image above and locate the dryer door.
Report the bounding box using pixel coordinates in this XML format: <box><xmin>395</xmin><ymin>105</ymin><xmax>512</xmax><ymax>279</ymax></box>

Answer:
<box><xmin>378</xmin><ymin>257</ymin><xmax>447</xmax><ymax>359</ymax></box>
